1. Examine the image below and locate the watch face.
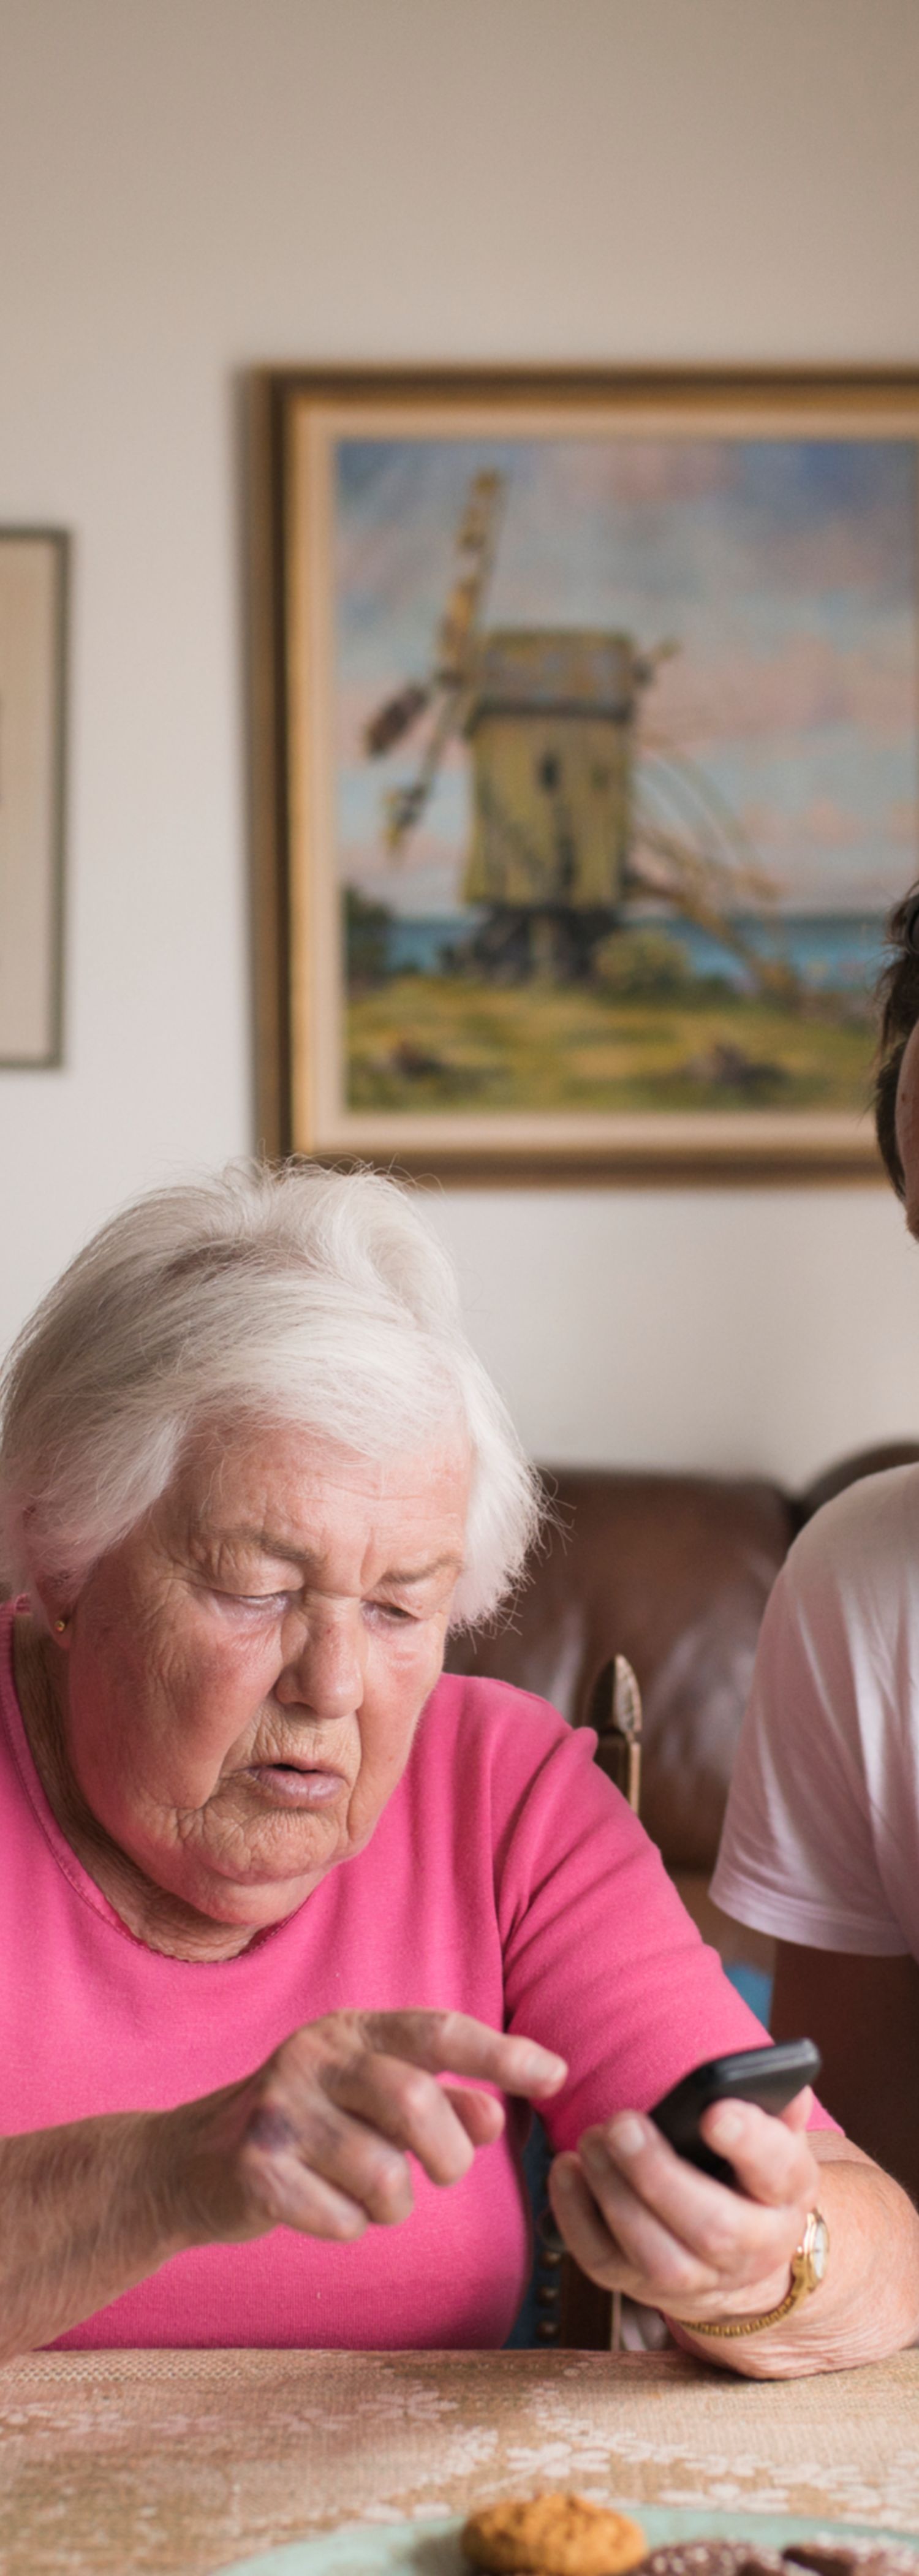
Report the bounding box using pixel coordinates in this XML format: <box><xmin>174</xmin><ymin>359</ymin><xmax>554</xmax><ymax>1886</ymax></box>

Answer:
<box><xmin>809</xmin><ymin>2214</ymin><xmax>829</xmax><ymax>2282</ymax></box>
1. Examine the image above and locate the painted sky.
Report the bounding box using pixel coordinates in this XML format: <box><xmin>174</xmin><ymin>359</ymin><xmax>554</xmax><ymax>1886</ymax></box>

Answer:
<box><xmin>332</xmin><ymin>433</ymin><xmax>919</xmax><ymax>916</ymax></box>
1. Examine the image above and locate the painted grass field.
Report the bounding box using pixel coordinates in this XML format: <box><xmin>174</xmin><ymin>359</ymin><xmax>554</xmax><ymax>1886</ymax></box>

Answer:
<box><xmin>346</xmin><ymin>975</ymin><xmax>874</xmax><ymax>1116</ymax></box>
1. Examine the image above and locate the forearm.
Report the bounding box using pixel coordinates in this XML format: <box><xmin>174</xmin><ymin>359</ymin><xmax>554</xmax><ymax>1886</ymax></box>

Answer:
<box><xmin>678</xmin><ymin>2142</ymin><xmax>919</xmax><ymax>2379</ymax></box>
<box><xmin>0</xmin><ymin>2112</ymin><xmax>188</xmax><ymax>2360</ymax></box>
<box><xmin>0</xmin><ymin>2012</ymin><xmax>564</xmax><ymax>2360</ymax></box>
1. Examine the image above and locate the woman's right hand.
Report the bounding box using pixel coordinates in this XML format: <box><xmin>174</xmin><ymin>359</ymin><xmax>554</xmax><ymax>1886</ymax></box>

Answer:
<box><xmin>154</xmin><ymin>2010</ymin><xmax>567</xmax><ymax>2248</ymax></box>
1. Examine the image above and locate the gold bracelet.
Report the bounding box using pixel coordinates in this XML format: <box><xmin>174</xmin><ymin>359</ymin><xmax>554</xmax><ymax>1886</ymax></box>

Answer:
<box><xmin>676</xmin><ymin>2209</ymin><xmax>829</xmax><ymax>2339</ymax></box>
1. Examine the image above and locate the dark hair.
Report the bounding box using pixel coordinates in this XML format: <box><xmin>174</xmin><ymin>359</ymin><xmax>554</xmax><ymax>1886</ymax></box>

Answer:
<box><xmin>874</xmin><ymin>882</ymin><xmax>919</xmax><ymax>1197</ymax></box>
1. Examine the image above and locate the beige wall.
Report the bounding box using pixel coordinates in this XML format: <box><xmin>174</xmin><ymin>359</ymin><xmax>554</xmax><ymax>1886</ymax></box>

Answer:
<box><xmin>2</xmin><ymin>0</ymin><xmax>919</xmax><ymax>1481</ymax></box>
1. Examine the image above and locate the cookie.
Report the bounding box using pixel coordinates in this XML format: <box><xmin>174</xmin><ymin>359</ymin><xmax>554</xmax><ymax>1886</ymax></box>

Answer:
<box><xmin>641</xmin><ymin>2548</ymin><xmax>784</xmax><ymax>2576</ymax></box>
<box><xmin>461</xmin><ymin>2495</ymin><xmax>646</xmax><ymax>2576</ymax></box>
<box><xmin>785</xmin><ymin>2558</ymin><xmax>858</xmax><ymax>2576</ymax></box>
<box><xmin>639</xmin><ymin>2542</ymin><xmax>918</xmax><ymax>2576</ymax></box>
<box><xmin>784</xmin><ymin>2550</ymin><xmax>919</xmax><ymax>2576</ymax></box>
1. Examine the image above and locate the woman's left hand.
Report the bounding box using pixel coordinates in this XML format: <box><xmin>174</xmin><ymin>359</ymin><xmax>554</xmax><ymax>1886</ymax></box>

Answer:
<box><xmin>549</xmin><ymin>2086</ymin><xmax>819</xmax><ymax>2330</ymax></box>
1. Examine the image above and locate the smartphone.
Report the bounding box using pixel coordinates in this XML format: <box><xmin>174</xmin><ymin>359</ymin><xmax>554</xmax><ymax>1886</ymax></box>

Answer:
<box><xmin>649</xmin><ymin>2038</ymin><xmax>822</xmax><ymax>2186</ymax></box>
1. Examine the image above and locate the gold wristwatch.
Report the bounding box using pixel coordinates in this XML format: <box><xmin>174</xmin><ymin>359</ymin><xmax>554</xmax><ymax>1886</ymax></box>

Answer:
<box><xmin>679</xmin><ymin>2208</ymin><xmax>830</xmax><ymax>2339</ymax></box>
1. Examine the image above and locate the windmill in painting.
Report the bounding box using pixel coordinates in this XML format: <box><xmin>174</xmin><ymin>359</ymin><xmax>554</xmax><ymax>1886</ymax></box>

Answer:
<box><xmin>364</xmin><ymin>469</ymin><xmax>785</xmax><ymax>993</ymax></box>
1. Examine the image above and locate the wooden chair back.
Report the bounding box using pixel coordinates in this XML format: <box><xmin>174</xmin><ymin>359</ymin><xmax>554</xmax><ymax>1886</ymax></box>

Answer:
<box><xmin>535</xmin><ymin>1656</ymin><xmax>643</xmax><ymax>2350</ymax></box>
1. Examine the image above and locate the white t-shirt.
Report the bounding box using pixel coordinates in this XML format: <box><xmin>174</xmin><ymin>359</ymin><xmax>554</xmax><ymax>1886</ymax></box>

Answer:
<box><xmin>711</xmin><ymin>1465</ymin><xmax>919</xmax><ymax>1962</ymax></box>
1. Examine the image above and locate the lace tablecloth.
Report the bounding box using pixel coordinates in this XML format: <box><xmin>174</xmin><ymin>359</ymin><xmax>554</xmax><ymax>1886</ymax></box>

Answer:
<box><xmin>1</xmin><ymin>2347</ymin><xmax>918</xmax><ymax>2576</ymax></box>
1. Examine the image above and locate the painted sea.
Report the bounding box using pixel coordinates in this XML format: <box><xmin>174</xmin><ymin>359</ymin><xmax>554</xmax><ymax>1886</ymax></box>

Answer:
<box><xmin>363</xmin><ymin>909</ymin><xmax>890</xmax><ymax>995</ymax></box>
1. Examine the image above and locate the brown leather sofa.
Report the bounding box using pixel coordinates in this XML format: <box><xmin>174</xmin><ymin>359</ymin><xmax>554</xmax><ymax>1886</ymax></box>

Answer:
<box><xmin>447</xmin><ymin>1438</ymin><xmax>919</xmax><ymax>1980</ymax></box>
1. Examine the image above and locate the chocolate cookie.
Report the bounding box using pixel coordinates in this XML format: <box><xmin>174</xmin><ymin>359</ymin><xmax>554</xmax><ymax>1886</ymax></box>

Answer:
<box><xmin>784</xmin><ymin>2548</ymin><xmax>919</xmax><ymax>2576</ymax></box>
<box><xmin>638</xmin><ymin>2539</ymin><xmax>918</xmax><ymax>2576</ymax></box>
<box><xmin>641</xmin><ymin>2547</ymin><xmax>784</xmax><ymax>2576</ymax></box>
<box><xmin>461</xmin><ymin>2495</ymin><xmax>647</xmax><ymax>2576</ymax></box>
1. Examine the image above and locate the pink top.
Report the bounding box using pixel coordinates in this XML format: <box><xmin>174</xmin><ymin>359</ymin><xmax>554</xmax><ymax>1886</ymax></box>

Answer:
<box><xmin>0</xmin><ymin>1603</ymin><xmax>825</xmax><ymax>2350</ymax></box>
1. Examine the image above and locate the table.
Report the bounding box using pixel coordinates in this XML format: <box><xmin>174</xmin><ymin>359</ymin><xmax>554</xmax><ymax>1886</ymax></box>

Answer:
<box><xmin>1</xmin><ymin>2349</ymin><xmax>918</xmax><ymax>2576</ymax></box>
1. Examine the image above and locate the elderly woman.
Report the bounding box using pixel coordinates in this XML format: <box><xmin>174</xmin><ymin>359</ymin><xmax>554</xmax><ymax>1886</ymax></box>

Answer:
<box><xmin>0</xmin><ymin>1166</ymin><xmax>917</xmax><ymax>2373</ymax></box>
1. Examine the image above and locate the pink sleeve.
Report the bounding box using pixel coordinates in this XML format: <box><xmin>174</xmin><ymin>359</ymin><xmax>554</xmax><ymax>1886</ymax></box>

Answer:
<box><xmin>490</xmin><ymin>1704</ymin><xmax>839</xmax><ymax>2150</ymax></box>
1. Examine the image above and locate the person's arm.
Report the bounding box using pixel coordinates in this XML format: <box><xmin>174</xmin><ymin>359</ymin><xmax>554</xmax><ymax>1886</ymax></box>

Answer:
<box><xmin>771</xmin><ymin>1941</ymin><xmax>919</xmax><ymax>2207</ymax></box>
<box><xmin>550</xmin><ymin>2089</ymin><xmax>919</xmax><ymax>2378</ymax></box>
<box><xmin>0</xmin><ymin>2108</ymin><xmax>187</xmax><ymax>2360</ymax></box>
<box><xmin>0</xmin><ymin>2011</ymin><xmax>565</xmax><ymax>2361</ymax></box>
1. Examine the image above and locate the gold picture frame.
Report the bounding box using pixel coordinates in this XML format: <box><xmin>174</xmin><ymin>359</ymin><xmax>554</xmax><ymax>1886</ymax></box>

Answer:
<box><xmin>248</xmin><ymin>366</ymin><xmax>919</xmax><ymax>1181</ymax></box>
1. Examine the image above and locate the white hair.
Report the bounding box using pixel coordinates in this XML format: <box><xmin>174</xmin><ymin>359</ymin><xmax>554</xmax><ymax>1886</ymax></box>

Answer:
<box><xmin>0</xmin><ymin>1163</ymin><xmax>541</xmax><ymax>1629</ymax></box>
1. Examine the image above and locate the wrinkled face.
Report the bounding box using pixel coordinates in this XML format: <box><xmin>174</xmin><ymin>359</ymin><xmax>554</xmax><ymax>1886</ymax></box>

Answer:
<box><xmin>896</xmin><ymin>1019</ymin><xmax>919</xmax><ymax>1237</ymax></box>
<box><xmin>54</xmin><ymin>1423</ymin><xmax>470</xmax><ymax>1930</ymax></box>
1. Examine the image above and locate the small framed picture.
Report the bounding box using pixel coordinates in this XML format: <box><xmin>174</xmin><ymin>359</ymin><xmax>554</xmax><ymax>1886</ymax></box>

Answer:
<box><xmin>0</xmin><ymin>529</ymin><xmax>67</xmax><ymax>1067</ymax></box>
<box><xmin>249</xmin><ymin>369</ymin><xmax>919</xmax><ymax>1180</ymax></box>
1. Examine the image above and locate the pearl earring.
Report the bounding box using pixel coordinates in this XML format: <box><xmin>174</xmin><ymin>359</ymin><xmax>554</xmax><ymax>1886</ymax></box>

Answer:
<box><xmin>53</xmin><ymin>1617</ymin><xmax>68</xmax><ymax>1635</ymax></box>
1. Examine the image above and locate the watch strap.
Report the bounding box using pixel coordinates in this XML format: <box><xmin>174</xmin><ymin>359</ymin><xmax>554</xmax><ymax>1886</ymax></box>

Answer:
<box><xmin>676</xmin><ymin>2208</ymin><xmax>828</xmax><ymax>2340</ymax></box>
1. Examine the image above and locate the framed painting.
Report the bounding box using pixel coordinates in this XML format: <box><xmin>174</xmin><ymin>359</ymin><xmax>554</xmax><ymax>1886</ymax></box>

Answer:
<box><xmin>0</xmin><ymin>529</ymin><xmax>67</xmax><ymax>1067</ymax></box>
<box><xmin>249</xmin><ymin>368</ymin><xmax>919</xmax><ymax>1179</ymax></box>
